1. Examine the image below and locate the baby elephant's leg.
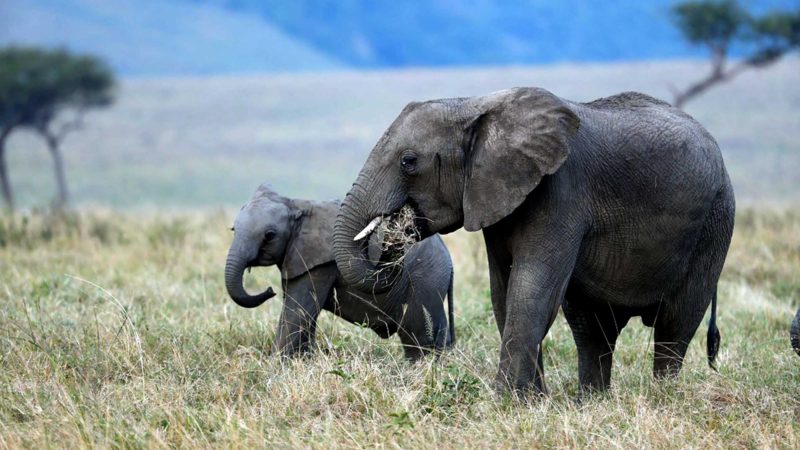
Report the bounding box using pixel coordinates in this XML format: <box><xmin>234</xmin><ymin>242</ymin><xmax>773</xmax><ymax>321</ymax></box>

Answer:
<box><xmin>275</xmin><ymin>265</ymin><xmax>337</xmax><ymax>356</ymax></box>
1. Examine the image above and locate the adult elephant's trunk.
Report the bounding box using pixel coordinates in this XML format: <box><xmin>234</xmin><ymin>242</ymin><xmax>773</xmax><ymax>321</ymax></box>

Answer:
<box><xmin>333</xmin><ymin>179</ymin><xmax>403</xmax><ymax>294</ymax></box>
<box><xmin>791</xmin><ymin>308</ymin><xmax>800</xmax><ymax>357</ymax></box>
<box><xmin>224</xmin><ymin>249</ymin><xmax>275</xmax><ymax>308</ymax></box>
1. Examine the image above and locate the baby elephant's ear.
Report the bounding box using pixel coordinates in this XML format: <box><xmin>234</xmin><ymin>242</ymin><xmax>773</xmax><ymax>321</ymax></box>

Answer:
<box><xmin>462</xmin><ymin>88</ymin><xmax>579</xmax><ymax>231</ymax></box>
<box><xmin>282</xmin><ymin>200</ymin><xmax>338</xmax><ymax>280</ymax></box>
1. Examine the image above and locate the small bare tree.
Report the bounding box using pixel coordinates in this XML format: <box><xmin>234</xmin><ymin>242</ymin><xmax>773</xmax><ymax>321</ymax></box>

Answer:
<box><xmin>671</xmin><ymin>0</ymin><xmax>800</xmax><ymax>108</ymax></box>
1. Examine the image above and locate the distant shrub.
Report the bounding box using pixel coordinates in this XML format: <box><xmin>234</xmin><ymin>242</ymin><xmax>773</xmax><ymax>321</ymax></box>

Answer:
<box><xmin>0</xmin><ymin>209</ymin><xmax>81</xmax><ymax>247</ymax></box>
<box><xmin>87</xmin><ymin>216</ymin><xmax>126</xmax><ymax>245</ymax></box>
<box><xmin>0</xmin><ymin>215</ymin><xmax>29</xmax><ymax>247</ymax></box>
<box><xmin>147</xmin><ymin>218</ymin><xmax>189</xmax><ymax>248</ymax></box>
<box><xmin>0</xmin><ymin>210</ymin><xmax>130</xmax><ymax>247</ymax></box>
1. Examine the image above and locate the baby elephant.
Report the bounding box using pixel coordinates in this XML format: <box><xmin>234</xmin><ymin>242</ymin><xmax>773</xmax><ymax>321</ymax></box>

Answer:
<box><xmin>224</xmin><ymin>184</ymin><xmax>455</xmax><ymax>360</ymax></box>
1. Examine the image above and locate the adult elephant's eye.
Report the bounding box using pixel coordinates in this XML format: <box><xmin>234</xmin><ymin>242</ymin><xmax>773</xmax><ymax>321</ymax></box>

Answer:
<box><xmin>264</xmin><ymin>230</ymin><xmax>276</xmax><ymax>241</ymax></box>
<box><xmin>401</xmin><ymin>153</ymin><xmax>418</xmax><ymax>174</ymax></box>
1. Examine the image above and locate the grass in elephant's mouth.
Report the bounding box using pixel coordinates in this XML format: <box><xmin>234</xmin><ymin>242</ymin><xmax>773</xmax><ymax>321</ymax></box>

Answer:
<box><xmin>376</xmin><ymin>204</ymin><xmax>422</xmax><ymax>265</ymax></box>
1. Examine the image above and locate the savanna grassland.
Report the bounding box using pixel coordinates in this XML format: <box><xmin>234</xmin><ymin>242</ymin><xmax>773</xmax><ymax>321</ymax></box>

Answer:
<box><xmin>0</xmin><ymin>59</ymin><xmax>799</xmax><ymax>448</ymax></box>
<box><xmin>0</xmin><ymin>208</ymin><xmax>798</xmax><ymax>448</ymax></box>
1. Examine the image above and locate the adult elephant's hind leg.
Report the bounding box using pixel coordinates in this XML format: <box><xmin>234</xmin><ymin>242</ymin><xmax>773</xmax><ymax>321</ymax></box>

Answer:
<box><xmin>563</xmin><ymin>295</ymin><xmax>630</xmax><ymax>392</ymax></box>
<box><xmin>652</xmin><ymin>276</ymin><xmax>723</xmax><ymax>378</ymax></box>
<box><xmin>653</xmin><ymin>188</ymin><xmax>733</xmax><ymax>378</ymax></box>
<box><xmin>652</xmin><ymin>298</ymin><xmax>709</xmax><ymax>378</ymax></box>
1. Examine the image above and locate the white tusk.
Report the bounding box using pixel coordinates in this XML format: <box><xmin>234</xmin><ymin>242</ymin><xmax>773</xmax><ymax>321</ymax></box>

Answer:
<box><xmin>353</xmin><ymin>216</ymin><xmax>382</xmax><ymax>241</ymax></box>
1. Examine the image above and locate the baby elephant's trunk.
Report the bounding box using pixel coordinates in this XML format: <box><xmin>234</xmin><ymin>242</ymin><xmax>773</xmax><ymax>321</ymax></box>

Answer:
<box><xmin>224</xmin><ymin>249</ymin><xmax>276</xmax><ymax>308</ymax></box>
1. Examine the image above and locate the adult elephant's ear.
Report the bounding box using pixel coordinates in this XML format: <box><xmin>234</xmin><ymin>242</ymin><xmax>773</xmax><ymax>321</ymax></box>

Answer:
<box><xmin>282</xmin><ymin>200</ymin><xmax>339</xmax><ymax>280</ymax></box>
<box><xmin>461</xmin><ymin>88</ymin><xmax>580</xmax><ymax>231</ymax></box>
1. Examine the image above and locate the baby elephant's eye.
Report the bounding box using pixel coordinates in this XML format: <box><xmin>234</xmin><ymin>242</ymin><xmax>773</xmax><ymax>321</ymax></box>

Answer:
<box><xmin>264</xmin><ymin>230</ymin><xmax>277</xmax><ymax>241</ymax></box>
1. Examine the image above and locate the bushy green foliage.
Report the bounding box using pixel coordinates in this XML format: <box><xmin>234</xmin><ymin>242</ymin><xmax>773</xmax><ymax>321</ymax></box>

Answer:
<box><xmin>672</xmin><ymin>1</ymin><xmax>748</xmax><ymax>47</ymax></box>
<box><xmin>672</xmin><ymin>0</ymin><xmax>799</xmax><ymax>58</ymax></box>
<box><xmin>0</xmin><ymin>46</ymin><xmax>113</xmax><ymax>129</ymax></box>
<box><xmin>749</xmin><ymin>8</ymin><xmax>800</xmax><ymax>63</ymax></box>
<box><xmin>672</xmin><ymin>0</ymin><xmax>748</xmax><ymax>48</ymax></box>
<box><xmin>670</xmin><ymin>0</ymin><xmax>800</xmax><ymax>106</ymax></box>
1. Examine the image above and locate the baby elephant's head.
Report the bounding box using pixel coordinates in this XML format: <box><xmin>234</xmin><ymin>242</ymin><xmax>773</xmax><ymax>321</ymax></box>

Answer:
<box><xmin>225</xmin><ymin>185</ymin><xmax>297</xmax><ymax>308</ymax></box>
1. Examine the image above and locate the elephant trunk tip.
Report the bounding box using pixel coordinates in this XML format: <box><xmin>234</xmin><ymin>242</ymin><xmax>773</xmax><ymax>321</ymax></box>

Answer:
<box><xmin>225</xmin><ymin>253</ymin><xmax>277</xmax><ymax>309</ymax></box>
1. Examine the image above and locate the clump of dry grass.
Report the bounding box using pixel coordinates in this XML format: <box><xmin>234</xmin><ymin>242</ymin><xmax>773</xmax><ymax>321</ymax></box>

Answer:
<box><xmin>375</xmin><ymin>205</ymin><xmax>422</xmax><ymax>264</ymax></box>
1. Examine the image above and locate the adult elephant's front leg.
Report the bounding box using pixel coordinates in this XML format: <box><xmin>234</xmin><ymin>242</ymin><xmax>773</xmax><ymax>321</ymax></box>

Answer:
<box><xmin>275</xmin><ymin>265</ymin><xmax>337</xmax><ymax>356</ymax></box>
<box><xmin>496</xmin><ymin>257</ymin><xmax>575</xmax><ymax>395</ymax></box>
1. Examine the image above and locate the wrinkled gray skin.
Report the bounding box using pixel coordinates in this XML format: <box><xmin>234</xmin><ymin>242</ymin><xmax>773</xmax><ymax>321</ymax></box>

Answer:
<box><xmin>792</xmin><ymin>308</ymin><xmax>800</xmax><ymax>357</ymax></box>
<box><xmin>225</xmin><ymin>184</ymin><xmax>455</xmax><ymax>360</ymax></box>
<box><xmin>333</xmin><ymin>88</ymin><xmax>735</xmax><ymax>395</ymax></box>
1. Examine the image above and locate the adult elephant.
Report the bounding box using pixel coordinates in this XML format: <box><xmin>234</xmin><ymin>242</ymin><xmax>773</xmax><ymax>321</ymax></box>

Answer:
<box><xmin>333</xmin><ymin>88</ymin><xmax>735</xmax><ymax>394</ymax></box>
<box><xmin>225</xmin><ymin>184</ymin><xmax>455</xmax><ymax>360</ymax></box>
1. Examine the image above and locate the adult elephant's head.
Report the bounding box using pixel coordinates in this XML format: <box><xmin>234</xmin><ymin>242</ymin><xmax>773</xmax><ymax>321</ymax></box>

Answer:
<box><xmin>334</xmin><ymin>87</ymin><xmax>580</xmax><ymax>291</ymax></box>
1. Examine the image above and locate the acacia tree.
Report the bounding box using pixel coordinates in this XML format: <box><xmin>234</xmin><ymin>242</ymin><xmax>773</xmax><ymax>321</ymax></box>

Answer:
<box><xmin>671</xmin><ymin>0</ymin><xmax>800</xmax><ymax>108</ymax></box>
<box><xmin>0</xmin><ymin>47</ymin><xmax>114</xmax><ymax>211</ymax></box>
<box><xmin>0</xmin><ymin>50</ymin><xmax>29</xmax><ymax>210</ymax></box>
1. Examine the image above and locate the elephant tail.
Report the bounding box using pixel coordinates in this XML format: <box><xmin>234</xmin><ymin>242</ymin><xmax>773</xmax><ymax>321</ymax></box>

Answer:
<box><xmin>707</xmin><ymin>291</ymin><xmax>721</xmax><ymax>371</ymax></box>
<box><xmin>446</xmin><ymin>267</ymin><xmax>456</xmax><ymax>347</ymax></box>
<box><xmin>791</xmin><ymin>308</ymin><xmax>800</xmax><ymax>357</ymax></box>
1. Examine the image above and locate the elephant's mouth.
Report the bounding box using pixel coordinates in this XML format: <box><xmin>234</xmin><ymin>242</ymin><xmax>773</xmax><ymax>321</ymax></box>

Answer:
<box><xmin>353</xmin><ymin>202</ymin><xmax>428</xmax><ymax>264</ymax></box>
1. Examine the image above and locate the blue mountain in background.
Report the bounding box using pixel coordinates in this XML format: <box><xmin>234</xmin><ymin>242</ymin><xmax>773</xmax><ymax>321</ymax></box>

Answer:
<box><xmin>199</xmin><ymin>0</ymin><xmax>691</xmax><ymax>67</ymax></box>
<box><xmin>1</xmin><ymin>0</ymin><xmax>797</xmax><ymax>75</ymax></box>
<box><xmin>0</xmin><ymin>0</ymin><xmax>342</xmax><ymax>75</ymax></box>
<box><xmin>205</xmin><ymin>0</ymin><xmax>798</xmax><ymax>67</ymax></box>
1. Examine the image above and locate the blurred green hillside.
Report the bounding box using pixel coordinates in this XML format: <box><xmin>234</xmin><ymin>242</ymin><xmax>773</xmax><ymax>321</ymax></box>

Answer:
<box><xmin>5</xmin><ymin>58</ymin><xmax>799</xmax><ymax>209</ymax></box>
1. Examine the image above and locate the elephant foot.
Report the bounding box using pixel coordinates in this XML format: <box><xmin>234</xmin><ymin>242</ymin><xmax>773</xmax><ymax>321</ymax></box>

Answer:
<box><xmin>402</xmin><ymin>345</ymin><xmax>429</xmax><ymax>362</ymax></box>
<box><xmin>493</xmin><ymin>371</ymin><xmax>548</xmax><ymax>402</ymax></box>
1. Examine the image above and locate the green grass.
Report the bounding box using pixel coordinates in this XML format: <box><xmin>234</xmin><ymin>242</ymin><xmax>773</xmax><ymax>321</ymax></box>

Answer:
<box><xmin>1</xmin><ymin>208</ymin><xmax>798</xmax><ymax>448</ymax></box>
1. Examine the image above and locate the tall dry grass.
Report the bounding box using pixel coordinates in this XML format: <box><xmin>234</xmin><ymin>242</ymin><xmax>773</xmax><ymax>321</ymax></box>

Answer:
<box><xmin>0</xmin><ymin>208</ymin><xmax>798</xmax><ymax>448</ymax></box>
